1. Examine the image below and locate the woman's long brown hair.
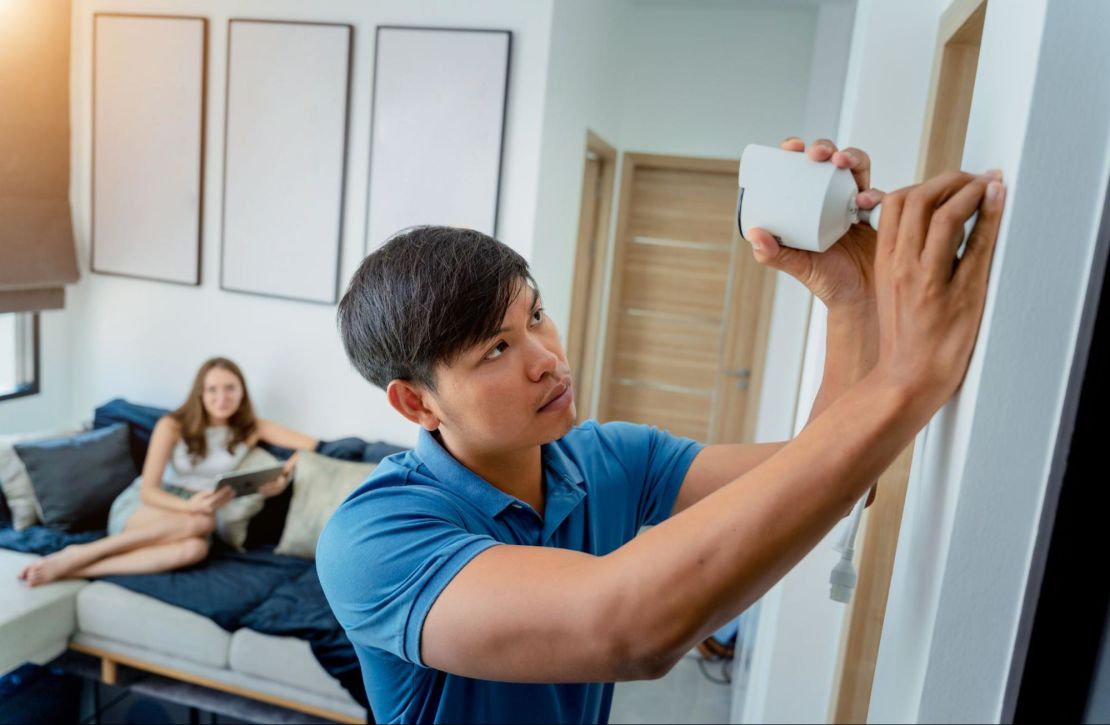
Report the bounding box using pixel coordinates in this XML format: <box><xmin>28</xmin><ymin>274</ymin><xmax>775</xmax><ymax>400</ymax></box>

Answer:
<box><xmin>169</xmin><ymin>357</ymin><xmax>258</xmax><ymax>463</ymax></box>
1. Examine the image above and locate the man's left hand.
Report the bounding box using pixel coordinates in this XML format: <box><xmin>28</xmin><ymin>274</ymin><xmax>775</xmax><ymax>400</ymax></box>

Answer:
<box><xmin>745</xmin><ymin>137</ymin><xmax>884</xmax><ymax>311</ymax></box>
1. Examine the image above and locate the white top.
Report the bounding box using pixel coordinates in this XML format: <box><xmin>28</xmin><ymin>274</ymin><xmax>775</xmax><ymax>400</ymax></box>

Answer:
<box><xmin>163</xmin><ymin>425</ymin><xmax>250</xmax><ymax>492</ymax></box>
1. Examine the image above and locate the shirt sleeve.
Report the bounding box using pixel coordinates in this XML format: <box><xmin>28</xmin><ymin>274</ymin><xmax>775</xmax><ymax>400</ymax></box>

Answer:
<box><xmin>590</xmin><ymin>420</ymin><xmax>705</xmax><ymax>527</ymax></box>
<box><xmin>315</xmin><ymin>485</ymin><xmax>500</xmax><ymax>667</ymax></box>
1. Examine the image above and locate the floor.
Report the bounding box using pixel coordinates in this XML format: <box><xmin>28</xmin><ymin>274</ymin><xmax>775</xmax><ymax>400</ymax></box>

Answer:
<box><xmin>8</xmin><ymin>649</ymin><xmax>740</xmax><ymax>724</ymax></box>
<box><xmin>2</xmin><ymin>651</ymin><xmax>332</xmax><ymax>725</ymax></box>
<box><xmin>610</xmin><ymin>650</ymin><xmax>736</xmax><ymax>724</ymax></box>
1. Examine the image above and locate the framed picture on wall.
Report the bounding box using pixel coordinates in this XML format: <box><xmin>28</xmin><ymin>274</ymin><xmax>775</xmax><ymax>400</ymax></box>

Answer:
<box><xmin>219</xmin><ymin>19</ymin><xmax>353</xmax><ymax>304</ymax></box>
<box><xmin>365</xmin><ymin>26</ymin><xmax>511</xmax><ymax>253</ymax></box>
<box><xmin>91</xmin><ymin>14</ymin><xmax>207</xmax><ymax>286</ymax></box>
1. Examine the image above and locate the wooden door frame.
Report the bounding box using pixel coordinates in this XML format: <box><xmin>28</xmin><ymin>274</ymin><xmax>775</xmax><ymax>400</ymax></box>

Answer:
<box><xmin>596</xmin><ymin>151</ymin><xmax>773</xmax><ymax>443</ymax></box>
<box><xmin>830</xmin><ymin>1</ymin><xmax>987</xmax><ymax>721</ymax></box>
<box><xmin>566</xmin><ymin>130</ymin><xmax>616</xmax><ymax>421</ymax></box>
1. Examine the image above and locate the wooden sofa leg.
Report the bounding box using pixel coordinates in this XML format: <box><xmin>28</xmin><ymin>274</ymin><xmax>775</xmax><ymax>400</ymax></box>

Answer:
<box><xmin>101</xmin><ymin>657</ymin><xmax>117</xmax><ymax>685</ymax></box>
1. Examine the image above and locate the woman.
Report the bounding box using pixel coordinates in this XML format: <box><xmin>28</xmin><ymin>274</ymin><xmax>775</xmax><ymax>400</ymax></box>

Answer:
<box><xmin>18</xmin><ymin>357</ymin><xmax>319</xmax><ymax>587</ymax></box>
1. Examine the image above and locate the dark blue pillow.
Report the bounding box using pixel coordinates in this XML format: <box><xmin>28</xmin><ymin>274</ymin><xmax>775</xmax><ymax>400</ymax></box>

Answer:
<box><xmin>14</xmin><ymin>423</ymin><xmax>137</xmax><ymax>533</ymax></box>
<box><xmin>93</xmin><ymin>397</ymin><xmax>169</xmax><ymax>472</ymax></box>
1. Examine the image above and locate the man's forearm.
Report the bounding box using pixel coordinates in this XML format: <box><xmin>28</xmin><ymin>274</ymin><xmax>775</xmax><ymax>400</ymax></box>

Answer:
<box><xmin>807</xmin><ymin>303</ymin><xmax>881</xmax><ymax>508</ymax></box>
<box><xmin>807</xmin><ymin>303</ymin><xmax>880</xmax><ymax>424</ymax></box>
<box><xmin>605</xmin><ymin>369</ymin><xmax>935</xmax><ymax>673</ymax></box>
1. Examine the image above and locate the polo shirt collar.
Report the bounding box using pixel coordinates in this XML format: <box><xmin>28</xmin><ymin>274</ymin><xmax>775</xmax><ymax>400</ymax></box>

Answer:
<box><xmin>416</xmin><ymin>428</ymin><xmax>517</xmax><ymax>517</ymax></box>
<box><xmin>539</xmin><ymin>439</ymin><xmax>586</xmax><ymax>544</ymax></box>
<box><xmin>415</xmin><ymin>428</ymin><xmax>587</xmax><ymax>532</ymax></box>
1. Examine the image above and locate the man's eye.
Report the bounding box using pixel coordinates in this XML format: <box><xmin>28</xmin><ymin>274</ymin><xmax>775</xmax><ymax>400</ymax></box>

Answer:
<box><xmin>486</xmin><ymin>341</ymin><xmax>508</xmax><ymax>360</ymax></box>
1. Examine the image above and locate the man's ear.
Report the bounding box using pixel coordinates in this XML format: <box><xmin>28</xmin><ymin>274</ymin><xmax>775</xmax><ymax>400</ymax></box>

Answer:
<box><xmin>386</xmin><ymin>380</ymin><xmax>440</xmax><ymax>431</ymax></box>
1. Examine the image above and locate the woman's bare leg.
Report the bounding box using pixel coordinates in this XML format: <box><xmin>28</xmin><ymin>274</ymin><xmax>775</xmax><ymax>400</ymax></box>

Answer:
<box><xmin>18</xmin><ymin>506</ymin><xmax>214</xmax><ymax>587</ymax></box>
<box><xmin>65</xmin><ymin>537</ymin><xmax>210</xmax><ymax>578</ymax></box>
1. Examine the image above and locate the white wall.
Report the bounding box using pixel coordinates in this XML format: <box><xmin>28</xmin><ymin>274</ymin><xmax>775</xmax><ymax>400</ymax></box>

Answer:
<box><xmin>873</xmin><ymin>0</ymin><xmax>1110</xmax><ymax>720</ymax></box>
<box><xmin>57</xmin><ymin>0</ymin><xmax>554</xmax><ymax>446</ymax></box>
<box><xmin>529</xmin><ymin>0</ymin><xmax>629</xmax><ymax>345</ymax></box>
<box><xmin>9</xmin><ymin>0</ymin><xmax>831</xmax><ymax>446</ymax></box>
<box><xmin>617</xmin><ymin>1</ymin><xmax>816</xmax><ymax>159</ymax></box>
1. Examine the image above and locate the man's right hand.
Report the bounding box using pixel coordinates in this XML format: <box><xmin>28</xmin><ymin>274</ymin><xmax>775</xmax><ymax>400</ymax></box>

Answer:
<box><xmin>871</xmin><ymin>169</ymin><xmax>1006</xmax><ymax>408</ymax></box>
<box><xmin>187</xmin><ymin>487</ymin><xmax>235</xmax><ymax>515</ymax></box>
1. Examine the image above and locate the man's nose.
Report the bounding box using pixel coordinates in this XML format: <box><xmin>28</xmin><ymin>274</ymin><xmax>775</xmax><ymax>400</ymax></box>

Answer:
<box><xmin>525</xmin><ymin>340</ymin><xmax>559</xmax><ymax>381</ymax></box>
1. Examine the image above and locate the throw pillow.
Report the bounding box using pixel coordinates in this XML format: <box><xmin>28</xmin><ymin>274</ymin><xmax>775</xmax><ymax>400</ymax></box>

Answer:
<box><xmin>14</xmin><ymin>423</ymin><xmax>137</xmax><ymax>532</ymax></box>
<box><xmin>0</xmin><ymin>427</ymin><xmax>84</xmax><ymax>530</ymax></box>
<box><xmin>214</xmin><ymin>447</ymin><xmax>278</xmax><ymax>551</ymax></box>
<box><xmin>275</xmin><ymin>450</ymin><xmax>377</xmax><ymax>559</ymax></box>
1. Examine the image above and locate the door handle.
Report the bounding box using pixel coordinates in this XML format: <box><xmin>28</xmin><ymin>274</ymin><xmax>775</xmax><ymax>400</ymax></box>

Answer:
<box><xmin>723</xmin><ymin>368</ymin><xmax>751</xmax><ymax>391</ymax></box>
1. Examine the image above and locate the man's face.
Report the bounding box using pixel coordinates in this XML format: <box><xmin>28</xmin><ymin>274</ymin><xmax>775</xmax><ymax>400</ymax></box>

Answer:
<box><xmin>426</xmin><ymin>281</ymin><xmax>576</xmax><ymax>455</ymax></box>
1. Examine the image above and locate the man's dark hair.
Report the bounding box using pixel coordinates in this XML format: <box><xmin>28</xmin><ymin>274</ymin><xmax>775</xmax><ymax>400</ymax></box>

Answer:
<box><xmin>337</xmin><ymin>225</ymin><xmax>538</xmax><ymax>393</ymax></box>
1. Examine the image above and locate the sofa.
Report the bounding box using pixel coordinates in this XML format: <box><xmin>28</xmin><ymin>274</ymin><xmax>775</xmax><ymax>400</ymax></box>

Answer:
<box><xmin>0</xmin><ymin>399</ymin><xmax>405</xmax><ymax>724</ymax></box>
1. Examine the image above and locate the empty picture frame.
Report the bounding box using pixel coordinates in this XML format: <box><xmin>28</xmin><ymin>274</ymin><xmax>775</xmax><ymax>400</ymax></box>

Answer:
<box><xmin>220</xmin><ymin>20</ymin><xmax>353</xmax><ymax>304</ymax></box>
<box><xmin>92</xmin><ymin>14</ymin><xmax>206</xmax><ymax>285</ymax></box>
<box><xmin>365</xmin><ymin>26</ymin><xmax>511</xmax><ymax>252</ymax></box>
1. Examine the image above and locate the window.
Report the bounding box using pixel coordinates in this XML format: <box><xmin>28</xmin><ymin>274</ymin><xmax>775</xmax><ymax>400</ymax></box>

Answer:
<box><xmin>0</xmin><ymin>312</ymin><xmax>40</xmax><ymax>401</ymax></box>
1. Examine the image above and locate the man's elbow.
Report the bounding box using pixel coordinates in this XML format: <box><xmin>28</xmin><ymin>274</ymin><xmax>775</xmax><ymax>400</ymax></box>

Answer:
<box><xmin>600</xmin><ymin>611</ymin><xmax>689</xmax><ymax>682</ymax></box>
<box><xmin>601</xmin><ymin>635</ymin><xmax>680</xmax><ymax>682</ymax></box>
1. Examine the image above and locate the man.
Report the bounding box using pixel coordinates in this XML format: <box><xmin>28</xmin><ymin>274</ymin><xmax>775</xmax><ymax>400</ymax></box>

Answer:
<box><xmin>316</xmin><ymin>138</ymin><xmax>1006</xmax><ymax>724</ymax></box>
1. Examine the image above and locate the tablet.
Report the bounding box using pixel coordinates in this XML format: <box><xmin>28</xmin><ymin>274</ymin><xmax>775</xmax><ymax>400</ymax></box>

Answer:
<box><xmin>215</xmin><ymin>464</ymin><xmax>285</xmax><ymax>497</ymax></box>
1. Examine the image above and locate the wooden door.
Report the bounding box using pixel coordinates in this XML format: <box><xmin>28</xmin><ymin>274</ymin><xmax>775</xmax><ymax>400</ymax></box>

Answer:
<box><xmin>567</xmin><ymin>131</ymin><xmax>616</xmax><ymax>422</ymax></box>
<box><xmin>596</xmin><ymin>153</ymin><xmax>775</xmax><ymax>444</ymax></box>
<box><xmin>831</xmin><ymin>1</ymin><xmax>987</xmax><ymax>721</ymax></box>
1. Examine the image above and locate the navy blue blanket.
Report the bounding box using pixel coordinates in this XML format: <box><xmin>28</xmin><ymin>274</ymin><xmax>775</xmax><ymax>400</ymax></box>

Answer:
<box><xmin>0</xmin><ymin>524</ymin><xmax>103</xmax><ymax>555</ymax></box>
<box><xmin>101</xmin><ymin>542</ymin><xmax>311</xmax><ymax>630</ymax></box>
<box><xmin>240</xmin><ymin>565</ymin><xmax>369</xmax><ymax>710</ymax></box>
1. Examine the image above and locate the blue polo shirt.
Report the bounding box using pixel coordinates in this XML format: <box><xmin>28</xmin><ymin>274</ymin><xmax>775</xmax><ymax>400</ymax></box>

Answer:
<box><xmin>316</xmin><ymin>419</ymin><xmax>704</xmax><ymax>724</ymax></box>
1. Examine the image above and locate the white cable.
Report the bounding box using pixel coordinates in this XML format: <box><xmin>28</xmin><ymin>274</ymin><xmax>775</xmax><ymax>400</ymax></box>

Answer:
<box><xmin>829</xmin><ymin>494</ymin><xmax>866</xmax><ymax>603</ymax></box>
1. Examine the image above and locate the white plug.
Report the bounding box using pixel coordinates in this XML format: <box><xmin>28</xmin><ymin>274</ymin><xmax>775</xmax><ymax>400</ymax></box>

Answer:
<box><xmin>829</xmin><ymin>494</ymin><xmax>867</xmax><ymax>603</ymax></box>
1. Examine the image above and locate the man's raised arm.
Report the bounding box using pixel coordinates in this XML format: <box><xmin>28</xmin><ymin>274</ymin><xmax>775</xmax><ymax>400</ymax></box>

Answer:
<box><xmin>421</xmin><ymin>170</ymin><xmax>1005</xmax><ymax>683</ymax></box>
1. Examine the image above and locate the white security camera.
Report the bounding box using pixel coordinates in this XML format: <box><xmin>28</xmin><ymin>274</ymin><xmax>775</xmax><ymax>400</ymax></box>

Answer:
<box><xmin>737</xmin><ymin>143</ymin><xmax>879</xmax><ymax>253</ymax></box>
<box><xmin>737</xmin><ymin>143</ymin><xmax>980</xmax><ymax>255</ymax></box>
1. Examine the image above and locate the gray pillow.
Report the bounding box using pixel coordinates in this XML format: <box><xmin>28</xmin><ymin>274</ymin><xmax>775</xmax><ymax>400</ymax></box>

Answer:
<box><xmin>0</xmin><ymin>426</ymin><xmax>83</xmax><ymax>530</ymax></box>
<box><xmin>14</xmin><ymin>423</ymin><xmax>138</xmax><ymax>532</ymax></box>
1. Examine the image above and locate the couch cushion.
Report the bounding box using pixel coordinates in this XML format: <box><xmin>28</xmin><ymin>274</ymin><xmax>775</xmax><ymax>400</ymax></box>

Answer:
<box><xmin>15</xmin><ymin>424</ymin><xmax>137</xmax><ymax>532</ymax></box>
<box><xmin>275</xmin><ymin>452</ymin><xmax>376</xmax><ymax>559</ymax></box>
<box><xmin>0</xmin><ymin>549</ymin><xmax>87</xmax><ymax>676</ymax></box>
<box><xmin>76</xmin><ymin>581</ymin><xmax>230</xmax><ymax>669</ymax></box>
<box><xmin>228</xmin><ymin>628</ymin><xmax>351</xmax><ymax>700</ymax></box>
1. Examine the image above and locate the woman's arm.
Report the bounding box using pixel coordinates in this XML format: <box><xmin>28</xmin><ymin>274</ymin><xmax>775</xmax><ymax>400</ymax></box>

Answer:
<box><xmin>254</xmin><ymin>418</ymin><xmax>319</xmax><ymax>451</ymax></box>
<box><xmin>138</xmin><ymin>417</ymin><xmax>193</xmax><ymax>512</ymax></box>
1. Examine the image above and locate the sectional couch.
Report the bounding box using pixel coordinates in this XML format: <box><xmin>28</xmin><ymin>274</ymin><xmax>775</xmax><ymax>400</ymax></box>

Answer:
<box><xmin>0</xmin><ymin>399</ymin><xmax>405</xmax><ymax>724</ymax></box>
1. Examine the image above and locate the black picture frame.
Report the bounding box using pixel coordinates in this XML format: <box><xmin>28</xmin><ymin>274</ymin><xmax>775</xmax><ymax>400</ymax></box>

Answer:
<box><xmin>218</xmin><ymin>18</ymin><xmax>355</xmax><ymax>305</ymax></box>
<box><xmin>363</xmin><ymin>25</ymin><xmax>512</xmax><ymax>253</ymax></box>
<box><xmin>89</xmin><ymin>13</ymin><xmax>208</xmax><ymax>287</ymax></box>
